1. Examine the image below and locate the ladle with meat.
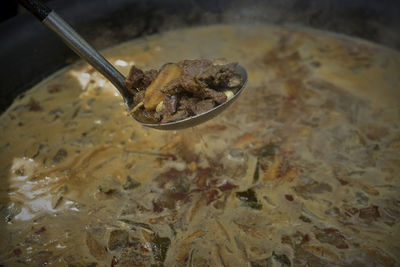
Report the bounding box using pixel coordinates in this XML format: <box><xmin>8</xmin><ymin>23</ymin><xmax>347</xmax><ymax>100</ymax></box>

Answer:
<box><xmin>18</xmin><ymin>0</ymin><xmax>247</xmax><ymax>130</ymax></box>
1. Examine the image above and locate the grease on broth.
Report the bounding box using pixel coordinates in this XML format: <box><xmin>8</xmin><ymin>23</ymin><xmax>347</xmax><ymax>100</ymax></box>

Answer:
<box><xmin>0</xmin><ymin>25</ymin><xmax>400</xmax><ymax>266</ymax></box>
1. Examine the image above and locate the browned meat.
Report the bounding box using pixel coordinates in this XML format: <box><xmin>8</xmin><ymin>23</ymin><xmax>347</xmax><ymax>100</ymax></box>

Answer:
<box><xmin>164</xmin><ymin>95</ymin><xmax>178</xmax><ymax>114</ymax></box>
<box><xmin>178</xmin><ymin>96</ymin><xmax>198</xmax><ymax>115</ymax></box>
<box><xmin>179</xmin><ymin>59</ymin><xmax>213</xmax><ymax>76</ymax></box>
<box><xmin>133</xmin><ymin>90</ymin><xmax>145</xmax><ymax>105</ymax></box>
<box><xmin>144</xmin><ymin>109</ymin><xmax>163</xmax><ymax>122</ymax></box>
<box><xmin>124</xmin><ymin>66</ymin><xmax>144</xmax><ymax>90</ymax></box>
<box><xmin>162</xmin><ymin>76</ymin><xmax>188</xmax><ymax>95</ymax></box>
<box><xmin>202</xmin><ymin>88</ymin><xmax>227</xmax><ymax>104</ymax></box>
<box><xmin>162</xmin><ymin>74</ymin><xmax>205</xmax><ymax>96</ymax></box>
<box><xmin>197</xmin><ymin>62</ymin><xmax>238</xmax><ymax>88</ymax></box>
<box><xmin>195</xmin><ymin>99</ymin><xmax>215</xmax><ymax>115</ymax></box>
<box><xmin>161</xmin><ymin>110</ymin><xmax>189</xmax><ymax>123</ymax></box>
<box><xmin>126</xmin><ymin>59</ymin><xmax>241</xmax><ymax>123</ymax></box>
<box><xmin>178</xmin><ymin>75</ymin><xmax>203</xmax><ymax>95</ymax></box>
<box><xmin>125</xmin><ymin>66</ymin><xmax>158</xmax><ymax>91</ymax></box>
<box><xmin>144</xmin><ymin>69</ymin><xmax>158</xmax><ymax>81</ymax></box>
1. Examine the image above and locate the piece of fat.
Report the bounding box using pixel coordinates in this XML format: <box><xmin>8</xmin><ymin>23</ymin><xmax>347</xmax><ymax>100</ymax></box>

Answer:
<box><xmin>144</xmin><ymin>64</ymin><xmax>182</xmax><ymax>110</ymax></box>
<box><xmin>224</xmin><ymin>90</ymin><xmax>234</xmax><ymax>101</ymax></box>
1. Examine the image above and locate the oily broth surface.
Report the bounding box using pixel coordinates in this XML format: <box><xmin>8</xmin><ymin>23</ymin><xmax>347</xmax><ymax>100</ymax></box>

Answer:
<box><xmin>0</xmin><ymin>25</ymin><xmax>400</xmax><ymax>266</ymax></box>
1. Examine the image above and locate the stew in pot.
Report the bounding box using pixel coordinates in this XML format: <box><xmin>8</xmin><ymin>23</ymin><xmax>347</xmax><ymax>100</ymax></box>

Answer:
<box><xmin>0</xmin><ymin>24</ymin><xmax>399</xmax><ymax>266</ymax></box>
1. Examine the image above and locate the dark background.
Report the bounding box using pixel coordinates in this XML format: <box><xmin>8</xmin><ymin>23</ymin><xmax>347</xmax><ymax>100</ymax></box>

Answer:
<box><xmin>0</xmin><ymin>1</ymin><xmax>18</xmax><ymax>22</ymax></box>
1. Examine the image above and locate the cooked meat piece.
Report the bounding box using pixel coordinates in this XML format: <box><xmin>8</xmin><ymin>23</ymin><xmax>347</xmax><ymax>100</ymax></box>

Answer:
<box><xmin>125</xmin><ymin>66</ymin><xmax>157</xmax><ymax>90</ymax></box>
<box><xmin>163</xmin><ymin>61</ymin><xmax>238</xmax><ymax>95</ymax></box>
<box><xmin>161</xmin><ymin>110</ymin><xmax>189</xmax><ymax>123</ymax></box>
<box><xmin>179</xmin><ymin>59</ymin><xmax>214</xmax><ymax>77</ymax></box>
<box><xmin>144</xmin><ymin>109</ymin><xmax>164</xmax><ymax>122</ymax></box>
<box><xmin>133</xmin><ymin>90</ymin><xmax>145</xmax><ymax>105</ymax></box>
<box><xmin>125</xmin><ymin>66</ymin><xmax>144</xmax><ymax>90</ymax></box>
<box><xmin>179</xmin><ymin>75</ymin><xmax>204</xmax><ymax>95</ymax></box>
<box><xmin>178</xmin><ymin>96</ymin><xmax>198</xmax><ymax>115</ymax></box>
<box><xmin>144</xmin><ymin>69</ymin><xmax>158</xmax><ymax>81</ymax></box>
<box><xmin>162</xmin><ymin>75</ymin><xmax>207</xmax><ymax>96</ymax></box>
<box><xmin>164</xmin><ymin>95</ymin><xmax>178</xmax><ymax>114</ymax></box>
<box><xmin>162</xmin><ymin>77</ymin><xmax>186</xmax><ymax>95</ymax></box>
<box><xmin>125</xmin><ymin>59</ymin><xmax>241</xmax><ymax>123</ymax></box>
<box><xmin>195</xmin><ymin>62</ymin><xmax>238</xmax><ymax>88</ymax></box>
<box><xmin>180</xmin><ymin>61</ymin><xmax>238</xmax><ymax>93</ymax></box>
<box><xmin>213</xmin><ymin>65</ymin><xmax>237</xmax><ymax>87</ymax></box>
<box><xmin>202</xmin><ymin>88</ymin><xmax>227</xmax><ymax>104</ymax></box>
<box><xmin>194</xmin><ymin>99</ymin><xmax>215</xmax><ymax>115</ymax></box>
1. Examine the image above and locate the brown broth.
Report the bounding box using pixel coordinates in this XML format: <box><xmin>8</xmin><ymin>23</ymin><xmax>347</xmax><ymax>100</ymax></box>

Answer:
<box><xmin>0</xmin><ymin>24</ymin><xmax>399</xmax><ymax>266</ymax></box>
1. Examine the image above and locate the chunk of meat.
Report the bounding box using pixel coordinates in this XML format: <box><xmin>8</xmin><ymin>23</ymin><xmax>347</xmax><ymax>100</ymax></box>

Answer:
<box><xmin>164</xmin><ymin>95</ymin><xmax>178</xmax><ymax>114</ymax></box>
<box><xmin>133</xmin><ymin>90</ymin><xmax>145</xmax><ymax>106</ymax></box>
<box><xmin>125</xmin><ymin>65</ymin><xmax>157</xmax><ymax>90</ymax></box>
<box><xmin>178</xmin><ymin>97</ymin><xmax>197</xmax><ymax>115</ymax></box>
<box><xmin>161</xmin><ymin>110</ymin><xmax>189</xmax><ymax>123</ymax></box>
<box><xmin>179</xmin><ymin>59</ymin><xmax>214</xmax><ymax>76</ymax></box>
<box><xmin>202</xmin><ymin>88</ymin><xmax>227</xmax><ymax>104</ymax></box>
<box><xmin>197</xmin><ymin>62</ymin><xmax>238</xmax><ymax>88</ymax></box>
<box><xmin>125</xmin><ymin>59</ymin><xmax>241</xmax><ymax>123</ymax></box>
<box><xmin>144</xmin><ymin>69</ymin><xmax>158</xmax><ymax>81</ymax></box>
<box><xmin>195</xmin><ymin>99</ymin><xmax>215</xmax><ymax>115</ymax></box>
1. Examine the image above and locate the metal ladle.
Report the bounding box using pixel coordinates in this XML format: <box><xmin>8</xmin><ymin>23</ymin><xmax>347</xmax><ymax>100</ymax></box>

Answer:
<box><xmin>19</xmin><ymin>0</ymin><xmax>248</xmax><ymax>130</ymax></box>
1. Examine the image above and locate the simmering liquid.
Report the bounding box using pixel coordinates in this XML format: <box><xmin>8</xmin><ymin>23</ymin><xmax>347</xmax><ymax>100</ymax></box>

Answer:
<box><xmin>0</xmin><ymin>25</ymin><xmax>399</xmax><ymax>266</ymax></box>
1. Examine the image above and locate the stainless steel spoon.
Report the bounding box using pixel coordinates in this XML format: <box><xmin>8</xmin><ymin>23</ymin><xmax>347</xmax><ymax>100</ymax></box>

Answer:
<box><xmin>18</xmin><ymin>0</ymin><xmax>247</xmax><ymax>130</ymax></box>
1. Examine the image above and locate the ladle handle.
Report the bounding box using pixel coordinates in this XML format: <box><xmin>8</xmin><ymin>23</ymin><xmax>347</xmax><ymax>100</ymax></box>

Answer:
<box><xmin>18</xmin><ymin>0</ymin><xmax>131</xmax><ymax>102</ymax></box>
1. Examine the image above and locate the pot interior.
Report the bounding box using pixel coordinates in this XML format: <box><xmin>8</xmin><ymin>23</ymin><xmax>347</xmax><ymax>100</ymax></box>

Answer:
<box><xmin>0</xmin><ymin>24</ymin><xmax>399</xmax><ymax>266</ymax></box>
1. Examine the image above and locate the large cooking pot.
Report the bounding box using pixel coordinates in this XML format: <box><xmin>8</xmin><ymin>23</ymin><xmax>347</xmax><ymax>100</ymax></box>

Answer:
<box><xmin>1</xmin><ymin>1</ymin><xmax>400</xmax><ymax>266</ymax></box>
<box><xmin>1</xmin><ymin>0</ymin><xmax>399</xmax><ymax>112</ymax></box>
